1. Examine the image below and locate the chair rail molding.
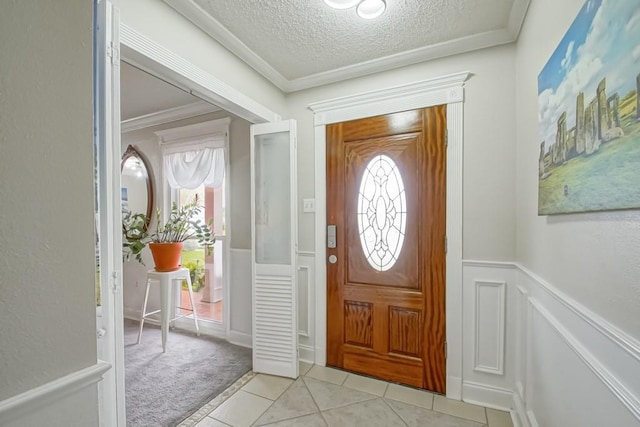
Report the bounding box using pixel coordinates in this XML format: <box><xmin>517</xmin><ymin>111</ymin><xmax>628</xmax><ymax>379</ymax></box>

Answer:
<box><xmin>0</xmin><ymin>361</ymin><xmax>111</xmax><ymax>425</ymax></box>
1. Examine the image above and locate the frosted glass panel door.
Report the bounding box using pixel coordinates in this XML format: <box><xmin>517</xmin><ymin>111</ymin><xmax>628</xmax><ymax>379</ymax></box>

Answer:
<box><xmin>254</xmin><ymin>132</ymin><xmax>291</xmax><ymax>264</ymax></box>
<box><xmin>250</xmin><ymin>120</ymin><xmax>298</xmax><ymax>379</ymax></box>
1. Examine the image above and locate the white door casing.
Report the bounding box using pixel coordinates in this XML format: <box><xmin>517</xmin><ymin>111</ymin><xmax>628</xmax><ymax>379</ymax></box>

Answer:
<box><xmin>250</xmin><ymin>120</ymin><xmax>299</xmax><ymax>379</ymax></box>
<box><xmin>97</xmin><ymin>12</ymin><xmax>283</xmax><ymax>424</ymax></box>
<box><xmin>95</xmin><ymin>1</ymin><xmax>125</xmax><ymax>425</ymax></box>
<box><xmin>309</xmin><ymin>72</ymin><xmax>469</xmax><ymax>399</ymax></box>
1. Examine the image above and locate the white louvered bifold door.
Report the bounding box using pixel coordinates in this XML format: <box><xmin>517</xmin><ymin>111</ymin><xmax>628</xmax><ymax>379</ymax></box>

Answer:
<box><xmin>250</xmin><ymin>120</ymin><xmax>298</xmax><ymax>379</ymax></box>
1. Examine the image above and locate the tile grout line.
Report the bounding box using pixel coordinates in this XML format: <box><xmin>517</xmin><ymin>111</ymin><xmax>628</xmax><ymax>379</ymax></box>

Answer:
<box><xmin>380</xmin><ymin>396</ymin><xmax>410</xmax><ymax>427</ymax></box>
<box><xmin>300</xmin><ymin>374</ymin><xmax>328</xmax><ymax>427</ymax></box>
<box><xmin>247</xmin><ymin>376</ymin><xmax>301</xmax><ymax>427</ymax></box>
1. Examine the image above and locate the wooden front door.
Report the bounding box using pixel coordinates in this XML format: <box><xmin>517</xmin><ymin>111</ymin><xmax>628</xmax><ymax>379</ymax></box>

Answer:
<box><xmin>326</xmin><ymin>106</ymin><xmax>447</xmax><ymax>393</ymax></box>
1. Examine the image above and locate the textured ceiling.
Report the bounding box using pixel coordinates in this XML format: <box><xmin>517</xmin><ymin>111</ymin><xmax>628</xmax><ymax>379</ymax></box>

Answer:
<box><xmin>120</xmin><ymin>61</ymin><xmax>200</xmax><ymax>120</ymax></box>
<box><xmin>167</xmin><ymin>0</ymin><xmax>528</xmax><ymax>91</ymax></box>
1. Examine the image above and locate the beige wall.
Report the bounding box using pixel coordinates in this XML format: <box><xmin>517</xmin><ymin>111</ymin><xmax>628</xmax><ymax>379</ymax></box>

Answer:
<box><xmin>0</xmin><ymin>1</ymin><xmax>98</xmax><ymax>422</ymax></box>
<box><xmin>287</xmin><ymin>44</ymin><xmax>517</xmax><ymax>259</ymax></box>
<box><xmin>515</xmin><ymin>0</ymin><xmax>640</xmax><ymax>339</ymax></box>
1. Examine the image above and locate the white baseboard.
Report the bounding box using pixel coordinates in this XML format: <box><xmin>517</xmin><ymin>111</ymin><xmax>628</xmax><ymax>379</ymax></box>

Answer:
<box><xmin>0</xmin><ymin>361</ymin><xmax>111</xmax><ymax>425</ymax></box>
<box><xmin>462</xmin><ymin>381</ymin><xmax>512</xmax><ymax>411</ymax></box>
<box><xmin>228</xmin><ymin>330</ymin><xmax>252</xmax><ymax>348</ymax></box>
<box><xmin>446</xmin><ymin>376</ymin><xmax>462</xmax><ymax>400</ymax></box>
<box><xmin>298</xmin><ymin>344</ymin><xmax>315</xmax><ymax>363</ymax></box>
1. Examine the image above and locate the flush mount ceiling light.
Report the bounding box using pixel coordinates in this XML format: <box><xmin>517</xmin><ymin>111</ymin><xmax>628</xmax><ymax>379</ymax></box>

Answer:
<box><xmin>324</xmin><ymin>0</ymin><xmax>387</xmax><ymax>19</ymax></box>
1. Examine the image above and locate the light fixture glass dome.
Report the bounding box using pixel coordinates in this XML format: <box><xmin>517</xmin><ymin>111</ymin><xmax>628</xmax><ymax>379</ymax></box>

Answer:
<box><xmin>356</xmin><ymin>0</ymin><xmax>386</xmax><ymax>19</ymax></box>
<box><xmin>324</xmin><ymin>0</ymin><xmax>361</xmax><ymax>9</ymax></box>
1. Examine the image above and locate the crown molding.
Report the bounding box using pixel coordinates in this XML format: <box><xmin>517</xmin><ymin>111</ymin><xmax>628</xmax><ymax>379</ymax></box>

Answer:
<box><xmin>164</xmin><ymin>0</ymin><xmax>527</xmax><ymax>93</ymax></box>
<box><xmin>507</xmin><ymin>0</ymin><xmax>531</xmax><ymax>39</ymax></box>
<box><xmin>121</xmin><ymin>101</ymin><xmax>220</xmax><ymax>133</ymax></box>
<box><xmin>163</xmin><ymin>0</ymin><xmax>288</xmax><ymax>90</ymax></box>
<box><xmin>286</xmin><ymin>30</ymin><xmax>508</xmax><ymax>92</ymax></box>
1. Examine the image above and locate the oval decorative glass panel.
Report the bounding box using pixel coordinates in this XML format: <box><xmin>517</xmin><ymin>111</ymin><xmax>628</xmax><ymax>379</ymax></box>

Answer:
<box><xmin>357</xmin><ymin>155</ymin><xmax>407</xmax><ymax>271</ymax></box>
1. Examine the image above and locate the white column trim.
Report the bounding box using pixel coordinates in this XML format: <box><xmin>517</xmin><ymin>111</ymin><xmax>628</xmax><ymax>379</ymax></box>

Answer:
<box><xmin>0</xmin><ymin>361</ymin><xmax>111</xmax><ymax>425</ymax></box>
<box><xmin>310</xmin><ymin>73</ymin><xmax>470</xmax><ymax>399</ymax></box>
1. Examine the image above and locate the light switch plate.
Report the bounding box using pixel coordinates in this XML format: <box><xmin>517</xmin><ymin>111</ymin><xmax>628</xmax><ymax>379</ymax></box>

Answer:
<box><xmin>303</xmin><ymin>198</ymin><xmax>315</xmax><ymax>213</ymax></box>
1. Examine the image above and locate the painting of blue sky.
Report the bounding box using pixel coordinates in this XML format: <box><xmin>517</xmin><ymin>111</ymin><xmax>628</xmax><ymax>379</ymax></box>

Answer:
<box><xmin>537</xmin><ymin>0</ymin><xmax>640</xmax><ymax>214</ymax></box>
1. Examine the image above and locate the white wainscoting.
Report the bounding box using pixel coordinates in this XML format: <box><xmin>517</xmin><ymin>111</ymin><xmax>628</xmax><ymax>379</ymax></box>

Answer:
<box><xmin>298</xmin><ymin>251</ymin><xmax>316</xmax><ymax>363</ymax></box>
<box><xmin>514</xmin><ymin>265</ymin><xmax>640</xmax><ymax>427</ymax></box>
<box><xmin>462</xmin><ymin>261</ymin><xmax>517</xmax><ymax>410</ymax></box>
<box><xmin>229</xmin><ymin>248</ymin><xmax>252</xmax><ymax>347</ymax></box>
<box><xmin>463</xmin><ymin>260</ymin><xmax>640</xmax><ymax>427</ymax></box>
<box><xmin>0</xmin><ymin>361</ymin><xmax>111</xmax><ymax>426</ymax></box>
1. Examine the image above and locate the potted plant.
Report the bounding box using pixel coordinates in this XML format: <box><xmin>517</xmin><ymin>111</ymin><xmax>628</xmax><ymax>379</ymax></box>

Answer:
<box><xmin>122</xmin><ymin>197</ymin><xmax>215</xmax><ymax>272</ymax></box>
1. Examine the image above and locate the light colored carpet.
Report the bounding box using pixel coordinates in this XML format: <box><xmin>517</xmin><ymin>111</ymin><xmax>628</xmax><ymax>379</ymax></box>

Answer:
<box><xmin>124</xmin><ymin>319</ymin><xmax>252</xmax><ymax>427</ymax></box>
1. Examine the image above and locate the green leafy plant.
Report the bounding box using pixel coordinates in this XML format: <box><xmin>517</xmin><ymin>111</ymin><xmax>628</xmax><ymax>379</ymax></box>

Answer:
<box><xmin>183</xmin><ymin>260</ymin><xmax>205</xmax><ymax>292</ymax></box>
<box><xmin>122</xmin><ymin>196</ymin><xmax>215</xmax><ymax>265</ymax></box>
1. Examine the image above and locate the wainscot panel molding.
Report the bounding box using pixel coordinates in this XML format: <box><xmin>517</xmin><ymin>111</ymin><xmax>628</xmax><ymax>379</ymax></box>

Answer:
<box><xmin>0</xmin><ymin>361</ymin><xmax>111</xmax><ymax>425</ymax></box>
<box><xmin>230</xmin><ymin>249</ymin><xmax>253</xmax><ymax>345</ymax></box>
<box><xmin>473</xmin><ymin>280</ymin><xmax>506</xmax><ymax>375</ymax></box>
<box><xmin>462</xmin><ymin>262</ymin><xmax>517</xmax><ymax>411</ymax></box>
<box><xmin>461</xmin><ymin>261</ymin><xmax>640</xmax><ymax>426</ymax></box>
<box><xmin>513</xmin><ymin>263</ymin><xmax>640</xmax><ymax>427</ymax></box>
<box><xmin>297</xmin><ymin>252</ymin><xmax>316</xmax><ymax>362</ymax></box>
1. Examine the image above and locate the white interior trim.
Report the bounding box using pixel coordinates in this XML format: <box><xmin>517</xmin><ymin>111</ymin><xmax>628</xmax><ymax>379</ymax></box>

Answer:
<box><xmin>473</xmin><ymin>280</ymin><xmax>506</xmax><ymax>375</ymax></box>
<box><xmin>121</xmin><ymin>101</ymin><xmax>220</xmax><ymax>133</ymax></box>
<box><xmin>529</xmin><ymin>298</ymin><xmax>640</xmax><ymax>422</ymax></box>
<box><xmin>310</xmin><ymin>72</ymin><xmax>470</xmax><ymax>398</ymax></box>
<box><xmin>108</xmin><ymin>21</ymin><xmax>283</xmax><ymax>426</ymax></box>
<box><xmin>119</xmin><ymin>23</ymin><xmax>279</xmax><ymax>124</ymax></box>
<box><xmin>516</xmin><ymin>263</ymin><xmax>640</xmax><ymax>363</ymax></box>
<box><xmin>0</xmin><ymin>361</ymin><xmax>111</xmax><ymax>425</ymax></box>
<box><xmin>164</xmin><ymin>0</ymin><xmax>528</xmax><ymax>93</ymax></box>
<box><xmin>155</xmin><ymin>117</ymin><xmax>231</xmax><ymax>144</ymax></box>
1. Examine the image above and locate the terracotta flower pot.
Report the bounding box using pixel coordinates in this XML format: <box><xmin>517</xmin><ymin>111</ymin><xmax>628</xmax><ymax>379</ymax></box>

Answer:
<box><xmin>149</xmin><ymin>242</ymin><xmax>183</xmax><ymax>272</ymax></box>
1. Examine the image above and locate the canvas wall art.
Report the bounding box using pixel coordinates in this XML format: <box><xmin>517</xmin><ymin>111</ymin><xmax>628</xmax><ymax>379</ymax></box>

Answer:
<box><xmin>537</xmin><ymin>0</ymin><xmax>640</xmax><ymax>215</ymax></box>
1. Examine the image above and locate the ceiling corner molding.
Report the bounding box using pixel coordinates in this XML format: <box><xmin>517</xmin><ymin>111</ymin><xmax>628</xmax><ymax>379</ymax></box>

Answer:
<box><xmin>164</xmin><ymin>0</ymin><xmax>521</xmax><ymax>93</ymax></box>
<box><xmin>121</xmin><ymin>101</ymin><xmax>220</xmax><ymax>133</ymax></box>
<box><xmin>163</xmin><ymin>0</ymin><xmax>289</xmax><ymax>91</ymax></box>
<box><xmin>120</xmin><ymin>23</ymin><xmax>281</xmax><ymax>123</ymax></box>
<box><xmin>308</xmin><ymin>71</ymin><xmax>471</xmax><ymax>126</ymax></box>
<box><xmin>506</xmin><ymin>0</ymin><xmax>531</xmax><ymax>39</ymax></box>
<box><xmin>287</xmin><ymin>31</ymin><xmax>508</xmax><ymax>92</ymax></box>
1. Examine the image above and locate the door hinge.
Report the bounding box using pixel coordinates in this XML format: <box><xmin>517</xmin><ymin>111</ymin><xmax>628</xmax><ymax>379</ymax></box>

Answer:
<box><xmin>111</xmin><ymin>271</ymin><xmax>121</xmax><ymax>294</ymax></box>
<box><xmin>444</xmin><ymin>341</ymin><xmax>448</xmax><ymax>359</ymax></box>
<box><xmin>445</xmin><ymin>130</ymin><xmax>448</xmax><ymax>147</ymax></box>
<box><xmin>106</xmin><ymin>42</ymin><xmax>120</xmax><ymax>65</ymax></box>
<box><xmin>445</xmin><ymin>236</ymin><xmax>448</xmax><ymax>254</ymax></box>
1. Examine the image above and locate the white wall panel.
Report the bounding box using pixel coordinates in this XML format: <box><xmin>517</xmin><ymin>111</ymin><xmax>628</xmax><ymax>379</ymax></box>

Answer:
<box><xmin>297</xmin><ymin>252</ymin><xmax>315</xmax><ymax>362</ymax></box>
<box><xmin>473</xmin><ymin>280</ymin><xmax>506</xmax><ymax>375</ymax></box>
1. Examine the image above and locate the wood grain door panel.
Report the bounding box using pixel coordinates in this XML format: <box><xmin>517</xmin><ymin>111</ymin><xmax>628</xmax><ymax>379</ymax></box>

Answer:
<box><xmin>327</xmin><ymin>107</ymin><xmax>447</xmax><ymax>393</ymax></box>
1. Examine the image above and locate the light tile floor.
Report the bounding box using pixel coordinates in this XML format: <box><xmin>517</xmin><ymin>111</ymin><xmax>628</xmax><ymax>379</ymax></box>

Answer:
<box><xmin>195</xmin><ymin>364</ymin><xmax>514</xmax><ymax>427</ymax></box>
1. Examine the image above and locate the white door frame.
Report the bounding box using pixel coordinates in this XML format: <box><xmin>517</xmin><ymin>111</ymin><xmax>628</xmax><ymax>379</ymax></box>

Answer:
<box><xmin>100</xmin><ymin>19</ymin><xmax>281</xmax><ymax>425</ymax></box>
<box><xmin>308</xmin><ymin>72</ymin><xmax>470</xmax><ymax>399</ymax></box>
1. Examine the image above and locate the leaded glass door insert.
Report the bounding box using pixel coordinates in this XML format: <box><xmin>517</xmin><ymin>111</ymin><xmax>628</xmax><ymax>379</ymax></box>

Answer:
<box><xmin>357</xmin><ymin>154</ymin><xmax>407</xmax><ymax>271</ymax></box>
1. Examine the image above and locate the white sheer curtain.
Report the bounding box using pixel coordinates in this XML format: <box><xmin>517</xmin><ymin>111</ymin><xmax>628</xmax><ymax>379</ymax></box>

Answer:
<box><xmin>162</xmin><ymin>135</ymin><xmax>226</xmax><ymax>189</ymax></box>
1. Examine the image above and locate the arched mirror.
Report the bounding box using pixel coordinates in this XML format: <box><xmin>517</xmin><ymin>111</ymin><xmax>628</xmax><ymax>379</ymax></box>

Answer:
<box><xmin>121</xmin><ymin>145</ymin><xmax>154</xmax><ymax>230</ymax></box>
